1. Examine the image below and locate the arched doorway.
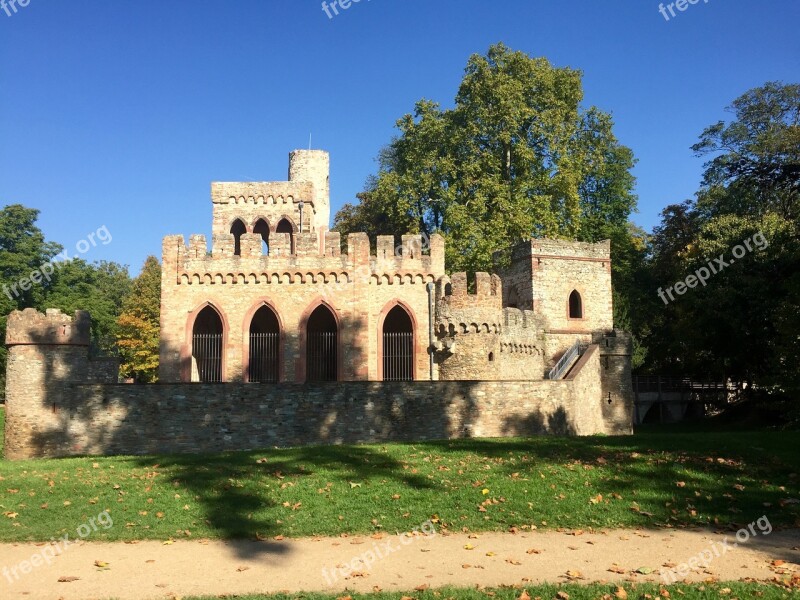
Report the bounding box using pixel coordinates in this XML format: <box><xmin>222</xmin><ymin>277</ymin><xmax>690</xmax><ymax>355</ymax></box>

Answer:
<box><xmin>276</xmin><ymin>218</ymin><xmax>295</xmax><ymax>255</ymax></box>
<box><xmin>382</xmin><ymin>305</ymin><xmax>414</xmax><ymax>381</ymax></box>
<box><xmin>306</xmin><ymin>305</ymin><xmax>337</xmax><ymax>381</ymax></box>
<box><xmin>192</xmin><ymin>305</ymin><xmax>223</xmax><ymax>382</ymax></box>
<box><xmin>230</xmin><ymin>219</ymin><xmax>247</xmax><ymax>256</ymax></box>
<box><xmin>253</xmin><ymin>218</ymin><xmax>270</xmax><ymax>255</ymax></box>
<box><xmin>248</xmin><ymin>305</ymin><xmax>280</xmax><ymax>382</ymax></box>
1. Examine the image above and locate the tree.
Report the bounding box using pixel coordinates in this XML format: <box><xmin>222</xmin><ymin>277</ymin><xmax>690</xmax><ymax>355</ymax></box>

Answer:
<box><xmin>333</xmin><ymin>44</ymin><xmax>638</xmax><ymax>273</ymax></box>
<box><xmin>639</xmin><ymin>82</ymin><xmax>800</xmax><ymax>400</ymax></box>
<box><xmin>0</xmin><ymin>204</ymin><xmax>62</xmax><ymax>315</ymax></box>
<box><xmin>116</xmin><ymin>256</ymin><xmax>161</xmax><ymax>382</ymax></box>
<box><xmin>45</xmin><ymin>259</ymin><xmax>132</xmax><ymax>353</ymax></box>
<box><xmin>693</xmin><ymin>82</ymin><xmax>800</xmax><ymax>222</ymax></box>
<box><xmin>0</xmin><ymin>205</ymin><xmax>63</xmax><ymax>396</ymax></box>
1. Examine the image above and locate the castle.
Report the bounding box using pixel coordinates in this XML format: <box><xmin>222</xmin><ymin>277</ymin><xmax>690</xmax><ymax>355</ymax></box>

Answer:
<box><xmin>3</xmin><ymin>150</ymin><xmax>633</xmax><ymax>460</ymax></box>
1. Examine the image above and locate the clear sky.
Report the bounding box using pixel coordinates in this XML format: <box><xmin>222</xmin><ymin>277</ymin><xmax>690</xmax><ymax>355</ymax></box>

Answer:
<box><xmin>1</xmin><ymin>0</ymin><xmax>797</xmax><ymax>273</ymax></box>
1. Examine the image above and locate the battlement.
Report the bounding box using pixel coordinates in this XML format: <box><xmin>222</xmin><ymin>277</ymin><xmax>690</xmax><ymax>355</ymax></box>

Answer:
<box><xmin>592</xmin><ymin>329</ymin><xmax>633</xmax><ymax>356</ymax></box>
<box><xmin>162</xmin><ymin>232</ymin><xmax>445</xmax><ymax>285</ymax></box>
<box><xmin>5</xmin><ymin>308</ymin><xmax>91</xmax><ymax>346</ymax></box>
<box><xmin>510</xmin><ymin>238</ymin><xmax>611</xmax><ymax>262</ymax></box>
<box><xmin>502</xmin><ymin>307</ymin><xmax>540</xmax><ymax>331</ymax></box>
<box><xmin>436</xmin><ymin>272</ymin><xmax>503</xmax><ymax>309</ymax></box>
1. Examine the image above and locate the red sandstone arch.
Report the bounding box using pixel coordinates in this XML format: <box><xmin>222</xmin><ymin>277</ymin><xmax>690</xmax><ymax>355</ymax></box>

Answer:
<box><xmin>181</xmin><ymin>301</ymin><xmax>230</xmax><ymax>382</ymax></box>
<box><xmin>241</xmin><ymin>299</ymin><xmax>285</xmax><ymax>383</ymax></box>
<box><xmin>296</xmin><ymin>297</ymin><xmax>342</xmax><ymax>382</ymax></box>
<box><xmin>376</xmin><ymin>300</ymin><xmax>419</xmax><ymax>381</ymax></box>
<box><xmin>567</xmin><ymin>287</ymin><xmax>586</xmax><ymax>321</ymax></box>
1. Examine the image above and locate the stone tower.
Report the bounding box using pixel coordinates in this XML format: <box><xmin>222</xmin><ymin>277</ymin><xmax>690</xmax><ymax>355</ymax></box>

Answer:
<box><xmin>3</xmin><ymin>309</ymin><xmax>121</xmax><ymax>459</ymax></box>
<box><xmin>289</xmin><ymin>149</ymin><xmax>330</xmax><ymax>232</ymax></box>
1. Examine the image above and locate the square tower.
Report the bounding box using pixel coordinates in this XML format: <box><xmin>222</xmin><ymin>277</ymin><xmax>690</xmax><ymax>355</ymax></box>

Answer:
<box><xmin>499</xmin><ymin>238</ymin><xmax>613</xmax><ymax>361</ymax></box>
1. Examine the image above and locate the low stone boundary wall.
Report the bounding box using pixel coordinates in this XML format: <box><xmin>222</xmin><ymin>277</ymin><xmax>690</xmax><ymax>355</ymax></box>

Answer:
<box><xmin>3</xmin><ymin>346</ymin><xmax>623</xmax><ymax>459</ymax></box>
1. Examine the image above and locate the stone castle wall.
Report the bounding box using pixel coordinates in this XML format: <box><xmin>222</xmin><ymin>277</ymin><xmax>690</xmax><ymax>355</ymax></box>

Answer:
<box><xmin>499</xmin><ymin>238</ymin><xmax>614</xmax><ymax>365</ymax></box>
<box><xmin>433</xmin><ymin>272</ymin><xmax>546</xmax><ymax>381</ymax></box>
<box><xmin>2</xmin><ymin>149</ymin><xmax>637</xmax><ymax>459</ymax></box>
<box><xmin>4</xmin><ymin>308</ymin><xmax>624</xmax><ymax>460</ymax></box>
<box><xmin>159</xmin><ymin>231</ymin><xmax>445</xmax><ymax>383</ymax></box>
<box><xmin>210</xmin><ymin>149</ymin><xmax>330</xmax><ymax>240</ymax></box>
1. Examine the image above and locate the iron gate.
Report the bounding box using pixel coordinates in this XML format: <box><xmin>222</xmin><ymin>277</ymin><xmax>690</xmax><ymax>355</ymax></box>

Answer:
<box><xmin>383</xmin><ymin>331</ymin><xmax>413</xmax><ymax>381</ymax></box>
<box><xmin>248</xmin><ymin>332</ymin><xmax>280</xmax><ymax>383</ymax></box>
<box><xmin>307</xmin><ymin>331</ymin><xmax>337</xmax><ymax>381</ymax></box>
<box><xmin>192</xmin><ymin>333</ymin><xmax>223</xmax><ymax>382</ymax></box>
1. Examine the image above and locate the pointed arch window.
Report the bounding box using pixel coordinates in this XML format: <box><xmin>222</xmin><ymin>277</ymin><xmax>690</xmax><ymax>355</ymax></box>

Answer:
<box><xmin>568</xmin><ymin>290</ymin><xmax>583</xmax><ymax>319</ymax></box>
<box><xmin>276</xmin><ymin>218</ymin><xmax>295</xmax><ymax>255</ymax></box>
<box><xmin>248</xmin><ymin>305</ymin><xmax>280</xmax><ymax>382</ymax></box>
<box><xmin>230</xmin><ymin>219</ymin><xmax>247</xmax><ymax>256</ymax></box>
<box><xmin>382</xmin><ymin>305</ymin><xmax>414</xmax><ymax>381</ymax></box>
<box><xmin>306</xmin><ymin>305</ymin><xmax>337</xmax><ymax>381</ymax></box>
<box><xmin>253</xmin><ymin>219</ymin><xmax>270</xmax><ymax>255</ymax></box>
<box><xmin>191</xmin><ymin>306</ymin><xmax>223</xmax><ymax>382</ymax></box>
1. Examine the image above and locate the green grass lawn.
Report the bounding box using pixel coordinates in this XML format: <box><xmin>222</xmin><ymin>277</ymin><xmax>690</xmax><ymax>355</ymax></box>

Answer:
<box><xmin>181</xmin><ymin>582</ymin><xmax>800</xmax><ymax>600</ymax></box>
<box><xmin>0</xmin><ymin>426</ymin><xmax>798</xmax><ymax>543</ymax></box>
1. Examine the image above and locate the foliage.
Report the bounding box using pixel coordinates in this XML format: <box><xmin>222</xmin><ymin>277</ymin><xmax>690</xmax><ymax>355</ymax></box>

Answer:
<box><xmin>334</xmin><ymin>44</ymin><xmax>638</xmax><ymax>274</ymax></box>
<box><xmin>116</xmin><ymin>256</ymin><xmax>161</xmax><ymax>382</ymax></box>
<box><xmin>45</xmin><ymin>258</ymin><xmax>131</xmax><ymax>353</ymax></box>
<box><xmin>0</xmin><ymin>205</ymin><xmax>63</xmax><ymax>395</ymax></box>
<box><xmin>638</xmin><ymin>82</ymin><xmax>800</xmax><ymax>396</ymax></box>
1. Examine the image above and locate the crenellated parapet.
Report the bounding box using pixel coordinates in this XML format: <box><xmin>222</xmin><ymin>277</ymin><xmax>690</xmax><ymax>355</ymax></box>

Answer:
<box><xmin>433</xmin><ymin>273</ymin><xmax>546</xmax><ymax>381</ymax></box>
<box><xmin>510</xmin><ymin>237</ymin><xmax>612</xmax><ymax>262</ymax></box>
<box><xmin>161</xmin><ymin>231</ymin><xmax>445</xmax><ymax>287</ymax></box>
<box><xmin>434</xmin><ymin>272</ymin><xmax>503</xmax><ymax>335</ymax></box>
<box><xmin>6</xmin><ymin>308</ymin><xmax>91</xmax><ymax>347</ymax></box>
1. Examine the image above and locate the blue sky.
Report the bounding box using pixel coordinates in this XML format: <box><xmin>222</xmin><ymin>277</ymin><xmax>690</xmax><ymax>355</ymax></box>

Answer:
<box><xmin>1</xmin><ymin>0</ymin><xmax>798</xmax><ymax>274</ymax></box>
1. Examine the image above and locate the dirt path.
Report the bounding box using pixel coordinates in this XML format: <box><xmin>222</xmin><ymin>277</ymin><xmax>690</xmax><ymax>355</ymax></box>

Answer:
<box><xmin>1</xmin><ymin>528</ymin><xmax>799</xmax><ymax>600</ymax></box>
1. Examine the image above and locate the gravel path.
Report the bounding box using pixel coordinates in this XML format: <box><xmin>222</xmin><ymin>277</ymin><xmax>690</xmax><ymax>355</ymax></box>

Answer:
<box><xmin>1</xmin><ymin>528</ymin><xmax>799</xmax><ymax>600</ymax></box>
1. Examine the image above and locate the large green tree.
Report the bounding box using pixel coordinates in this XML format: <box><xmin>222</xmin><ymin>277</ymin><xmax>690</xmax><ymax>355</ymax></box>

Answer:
<box><xmin>334</xmin><ymin>44</ymin><xmax>638</xmax><ymax>275</ymax></box>
<box><xmin>641</xmin><ymin>82</ymin><xmax>800</xmax><ymax>398</ymax></box>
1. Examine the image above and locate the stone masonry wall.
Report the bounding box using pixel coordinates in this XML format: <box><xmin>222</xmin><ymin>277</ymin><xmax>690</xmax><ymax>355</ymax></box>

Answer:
<box><xmin>499</xmin><ymin>239</ymin><xmax>614</xmax><ymax>368</ymax></box>
<box><xmin>159</xmin><ymin>231</ymin><xmax>445</xmax><ymax>383</ymax></box>
<box><xmin>210</xmin><ymin>149</ymin><xmax>330</xmax><ymax>240</ymax></box>
<box><xmin>4</xmin><ymin>304</ymin><xmax>633</xmax><ymax>460</ymax></box>
<box><xmin>5</xmin><ymin>353</ymin><xmax>611</xmax><ymax>460</ymax></box>
<box><xmin>434</xmin><ymin>272</ymin><xmax>546</xmax><ymax>381</ymax></box>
